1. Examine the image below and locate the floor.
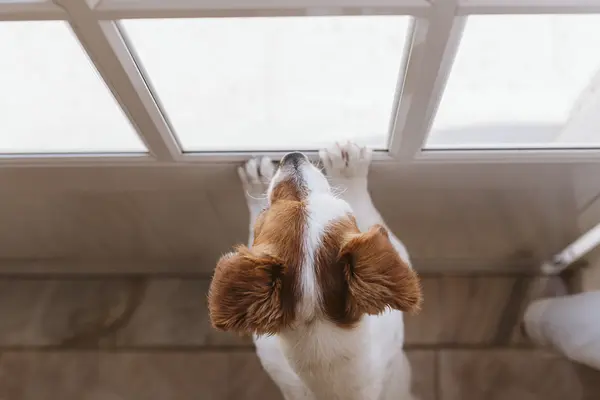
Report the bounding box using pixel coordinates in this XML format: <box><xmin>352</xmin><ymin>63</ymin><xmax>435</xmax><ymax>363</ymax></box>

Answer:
<box><xmin>0</xmin><ymin>272</ymin><xmax>598</xmax><ymax>399</ymax></box>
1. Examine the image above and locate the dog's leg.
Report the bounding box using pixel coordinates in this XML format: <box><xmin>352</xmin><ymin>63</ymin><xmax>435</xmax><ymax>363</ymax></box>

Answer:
<box><xmin>321</xmin><ymin>143</ymin><xmax>417</xmax><ymax>400</ymax></box>
<box><xmin>238</xmin><ymin>157</ymin><xmax>274</xmax><ymax>246</ymax></box>
<box><xmin>320</xmin><ymin>142</ymin><xmax>411</xmax><ymax>265</ymax></box>
<box><xmin>319</xmin><ymin>142</ymin><xmax>383</xmax><ymax>227</ymax></box>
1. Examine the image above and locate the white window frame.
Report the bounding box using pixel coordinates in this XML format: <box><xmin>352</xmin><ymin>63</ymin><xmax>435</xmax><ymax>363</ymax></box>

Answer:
<box><xmin>2</xmin><ymin>0</ymin><xmax>600</xmax><ymax>167</ymax></box>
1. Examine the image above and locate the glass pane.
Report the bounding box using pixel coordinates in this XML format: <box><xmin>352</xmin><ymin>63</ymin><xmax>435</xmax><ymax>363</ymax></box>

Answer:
<box><xmin>428</xmin><ymin>15</ymin><xmax>600</xmax><ymax>150</ymax></box>
<box><xmin>0</xmin><ymin>21</ymin><xmax>146</xmax><ymax>154</ymax></box>
<box><xmin>121</xmin><ymin>16</ymin><xmax>410</xmax><ymax>151</ymax></box>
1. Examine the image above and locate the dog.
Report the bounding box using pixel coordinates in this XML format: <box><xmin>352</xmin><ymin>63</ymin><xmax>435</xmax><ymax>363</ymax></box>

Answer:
<box><xmin>208</xmin><ymin>142</ymin><xmax>422</xmax><ymax>400</ymax></box>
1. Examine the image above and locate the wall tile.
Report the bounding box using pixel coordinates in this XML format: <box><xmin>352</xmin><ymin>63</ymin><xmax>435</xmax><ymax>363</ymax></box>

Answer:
<box><xmin>0</xmin><ymin>278</ymin><xmax>249</xmax><ymax>348</ymax></box>
<box><xmin>0</xmin><ymin>351</ymin><xmax>281</xmax><ymax>400</ymax></box>
<box><xmin>575</xmin><ymin>363</ymin><xmax>600</xmax><ymax>400</ymax></box>
<box><xmin>405</xmin><ymin>277</ymin><xmax>527</xmax><ymax>345</ymax></box>
<box><xmin>0</xmin><ymin>279</ymin><xmax>136</xmax><ymax>346</ymax></box>
<box><xmin>0</xmin><ymin>276</ymin><xmax>541</xmax><ymax>348</ymax></box>
<box><xmin>116</xmin><ymin>279</ymin><xmax>250</xmax><ymax>347</ymax></box>
<box><xmin>439</xmin><ymin>350</ymin><xmax>600</xmax><ymax>400</ymax></box>
<box><xmin>0</xmin><ymin>350</ymin><xmax>436</xmax><ymax>400</ymax></box>
<box><xmin>407</xmin><ymin>351</ymin><xmax>437</xmax><ymax>400</ymax></box>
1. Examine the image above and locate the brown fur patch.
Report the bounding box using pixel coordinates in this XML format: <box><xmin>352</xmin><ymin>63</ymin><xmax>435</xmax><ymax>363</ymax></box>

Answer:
<box><xmin>315</xmin><ymin>216</ymin><xmax>361</xmax><ymax>327</ymax></box>
<box><xmin>208</xmin><ymin>245</ymin><xmax>289</xmax><ymax>335</ymax></box>
<box><xmin>270</xmin><ymin>178</ymin><xmax>305</xmax><ymax>202</ymax></box>
<box><xmin>208</xmin><ymin>178</ymin><xmax>306</xmax><ymax>335</ymax></box>
<box><xmin>316</xmin><ymin>217</ymin><xmax>422</xmax><ymax>327</ymax></box>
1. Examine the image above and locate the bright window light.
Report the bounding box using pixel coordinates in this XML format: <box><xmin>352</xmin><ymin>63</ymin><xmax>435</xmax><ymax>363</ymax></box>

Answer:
<box><xmin>0</xmin><ymin>21</ymin><xmax>146</xmax><ymax>154</ymax></box>
<box><xmin>121</xmin><ymin>16</ymin><xmax>410</xmax><ymax>152</ymax></box>
<box><xmin>428</xmin><ymin>14</ymin><xmax>600</xmax><ymax>150</ymax></box>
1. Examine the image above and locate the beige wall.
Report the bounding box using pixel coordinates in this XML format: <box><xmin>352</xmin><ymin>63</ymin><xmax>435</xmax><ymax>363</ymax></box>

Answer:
<box><xmin>1</xmin><ymin>160</ymin><xmax>598</xmax><ymax>274</ymax></box>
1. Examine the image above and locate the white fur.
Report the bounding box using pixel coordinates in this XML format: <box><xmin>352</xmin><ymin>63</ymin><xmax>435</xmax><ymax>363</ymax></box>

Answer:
<box><xmin>239</xmin><ymin>143</ymin><xmax>416</xmax><ymax>400</ymax></box>
<box><xmin>299</xmin><ymin>192</ymin><xmax>353</xmax><ymax>321</ymax></box>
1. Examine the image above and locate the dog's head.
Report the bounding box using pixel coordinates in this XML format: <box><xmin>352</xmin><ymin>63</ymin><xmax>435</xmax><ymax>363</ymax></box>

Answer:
<box><xmin>208</xmin><ymin>152</ymin><xmax>421</xmax><ymax>335</ymax></box>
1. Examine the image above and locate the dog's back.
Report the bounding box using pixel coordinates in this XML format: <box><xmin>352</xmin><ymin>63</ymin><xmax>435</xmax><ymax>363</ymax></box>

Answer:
<box><xmin>255</xmin><ymin>309</ymin><xmax>413</xmax><ymax>400</ymax></box>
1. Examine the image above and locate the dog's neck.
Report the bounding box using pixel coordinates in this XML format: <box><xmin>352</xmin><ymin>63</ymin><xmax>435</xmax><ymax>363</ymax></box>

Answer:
<box><xmin>277</xmin><ymin>317</ymin><xmax>383</xmax><ymax>400</ymax></box>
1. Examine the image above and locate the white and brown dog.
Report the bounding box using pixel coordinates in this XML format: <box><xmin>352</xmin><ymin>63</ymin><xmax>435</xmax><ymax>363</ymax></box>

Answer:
<box><xmin>208</xmin><ymin>142</ymin><xmax>422</xmax><ymax>400</ymax></box>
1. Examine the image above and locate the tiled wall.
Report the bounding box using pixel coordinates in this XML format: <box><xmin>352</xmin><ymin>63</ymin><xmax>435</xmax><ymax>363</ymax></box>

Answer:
<box><xmin>0</xmin><ymin>274</ymin><xmax>598</xmax><ymax>399</ymax></box>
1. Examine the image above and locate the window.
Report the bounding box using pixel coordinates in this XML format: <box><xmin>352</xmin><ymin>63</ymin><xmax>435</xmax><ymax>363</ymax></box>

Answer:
<box><xmin>120</xmin><ymin>16</ymin><xmax>411</xmax><ymax>152</ymax></box>
<box><xmin>2</xmin><ymin>0</ymin><xmax>600</xmax><ymax>163</ymax></box>
<box><xmin>427</xmin><ymin>14</ymin><xmax>600</xmax><ymax>150</ymax></box>
<box><xmin>0</xmin><ymin>21</ymin><xmax>146</xmax><ymax>154</ymax></box>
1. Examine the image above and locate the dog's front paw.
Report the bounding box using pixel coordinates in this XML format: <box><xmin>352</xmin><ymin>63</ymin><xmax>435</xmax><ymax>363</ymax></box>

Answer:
<box><xmin>319</xmin><ymin>141</ymin><xmax>372</xmax><ymax>180</ymax></box>
<box><xmin>238</xmin><ymin>157</ymin><xmax>274</xmax><ymax>212</ymax></box>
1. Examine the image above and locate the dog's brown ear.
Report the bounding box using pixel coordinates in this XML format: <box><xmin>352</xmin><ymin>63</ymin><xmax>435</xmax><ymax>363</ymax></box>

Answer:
<box><xmin>340</xmin><ymin>225</ymin><xmax>422</xmax><ymax>317</ymax></box>
<box><xmin>208</xmin><ymin>245</ymin><xmax>291</xmax><ymax>336</ymax></box>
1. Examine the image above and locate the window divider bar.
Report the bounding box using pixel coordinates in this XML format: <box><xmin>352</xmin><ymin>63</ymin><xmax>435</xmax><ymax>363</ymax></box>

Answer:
<box><xmin>95</xmin><ymin>0</ymin><xmax>430</xmax><ymax>19</ymax></box>
<box><xmin>387</xmin><ymin>2</ymin><xmax>464</xmax><ymax>161</ymax></box>
<box><xmin>0</xmin><ymin>1</ymin><xmax>67</xmax><ymax>20</ymax></box>
<box><xmin>52</xmin><ymin>0</ymin><xmax>182</xmax><ymax>162</ymax></box>
<box><xmin>458</xmin><ymin>0</ymin><xmax>600</xmax><ymax>15</ymax></box>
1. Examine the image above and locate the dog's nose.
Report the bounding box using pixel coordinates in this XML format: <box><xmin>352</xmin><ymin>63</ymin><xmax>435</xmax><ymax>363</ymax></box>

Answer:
<box><xmin>281</xmin><ymin>152</ymin><xmax>308</xmax><ymax>167</ymax></box>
